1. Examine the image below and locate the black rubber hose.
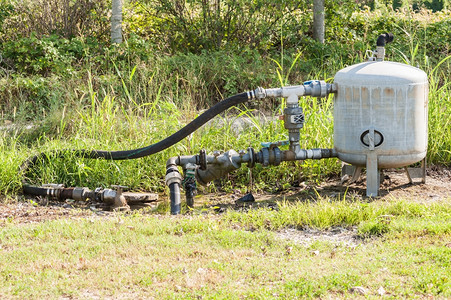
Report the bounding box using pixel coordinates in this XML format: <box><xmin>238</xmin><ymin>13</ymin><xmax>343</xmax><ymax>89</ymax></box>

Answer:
<box><xmin>20</xmin><ymin>92</ymin><xmax>250</xmax><ymax>172</ymax></box>
<box><xmin>169</xmin><ymin>182</ymin><xmax>181</xmax><ymax>215</ymax></box>
<box><xmin>22</xmin><ymin>185</ymin><xmax>48</xmax><ymax>197</ymax></box>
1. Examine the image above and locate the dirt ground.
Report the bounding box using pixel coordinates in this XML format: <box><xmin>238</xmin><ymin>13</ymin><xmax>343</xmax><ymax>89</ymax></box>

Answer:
<box><xmin>1</xmin><ymin>166</ymin><xmax>450</xmax><ymax>227</ymax></box>
<box><xmin>207</xmin><ymin>165</ymin><xmax>451</xmax><ymax>208</ymax></box>
<box><xmin>306</xmin><ymin>165</ymin><xmax>451</xmax><ymax>203</ymax></box>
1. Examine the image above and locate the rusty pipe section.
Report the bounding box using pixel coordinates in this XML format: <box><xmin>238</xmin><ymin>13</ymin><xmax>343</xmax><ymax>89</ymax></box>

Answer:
<box><xmin>22</xmin><ymin>184</ymin><xmax>130</xmax><ymax>210</ymax></box>
<box><xmin>193</xmin><ymin>148</ymin><xmax>338</xmax><ymax>184</ymax></box>
<box><xmin>166</xmin><ymin>146</ymin><xmax>337</xmax><ymax>214</ymax></box>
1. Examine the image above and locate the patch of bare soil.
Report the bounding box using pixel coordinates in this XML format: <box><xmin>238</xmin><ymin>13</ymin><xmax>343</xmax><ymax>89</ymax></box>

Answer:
<box><xmin>201</xmin><ymin>166</ymin><xmax>451</xmax><ymax>209</ymax></box>
<box><xmin>277</xmin><ymin>227</ymin><xmax>361</xmax><ymax>247</ymax></box>
<box><xmin>315</xmin><ymin>166</ymin><xmax>451</xmax><ymax>203</ymax></box>
<box><xmin>0</xmin><ymin>199</ymin><xmax>93</xmax><ymax>226</ymax></box>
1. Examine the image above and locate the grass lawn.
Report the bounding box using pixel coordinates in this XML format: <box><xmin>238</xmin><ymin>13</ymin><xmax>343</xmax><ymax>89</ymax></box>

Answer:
<box><xmin>0</xmin><ymin>198</ymin><xmax>449</xmax><ymax>299</ymax></box>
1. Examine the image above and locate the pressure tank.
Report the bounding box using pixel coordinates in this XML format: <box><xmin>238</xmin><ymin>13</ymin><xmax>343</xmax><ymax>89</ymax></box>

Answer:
<box><xmin>333</xmin><ymin>60</ymin><xmax>428</xmax><ymax>195</ymax></box>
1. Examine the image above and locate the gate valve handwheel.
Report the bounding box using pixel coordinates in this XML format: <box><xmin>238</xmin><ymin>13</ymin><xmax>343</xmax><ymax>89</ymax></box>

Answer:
<box><xmin>111</xmin><ymin>185</ymin><xmax>128</xmax><ymax>193</ymax></box>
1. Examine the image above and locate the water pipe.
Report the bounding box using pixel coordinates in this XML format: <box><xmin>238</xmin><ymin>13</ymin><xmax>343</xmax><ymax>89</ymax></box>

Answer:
<box><xmin>165</xmin><ymin>80</ymin><xmax>338</xmax><ymax>214</ymax></box>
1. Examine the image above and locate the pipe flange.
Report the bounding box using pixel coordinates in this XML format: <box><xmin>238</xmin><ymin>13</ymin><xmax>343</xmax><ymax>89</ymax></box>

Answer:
<box><xmin>261</xmin><ymin>148</ymin><xmax>270</xmax><ymax>167</ymax></box>
<box><xmin>273</xmin><ymin>147</ymin><xmax>281</xmax><ymax>166</ymax></box>
<box><xmin>199</xmin><ymin>149</ymin><xmax>207</xmax><ymax>170</ymax></box>
<box><xmin>247</xmin><ymin>147</ymin><xmax>255</xmax><ymax>168</ymax></box>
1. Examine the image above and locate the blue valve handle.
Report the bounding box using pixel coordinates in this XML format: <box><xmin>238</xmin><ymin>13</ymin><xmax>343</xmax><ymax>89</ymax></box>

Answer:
<box><xmin>260</xmin><ymin>141</ymin><xmax>289</xmax><ymax>148</ymax></box>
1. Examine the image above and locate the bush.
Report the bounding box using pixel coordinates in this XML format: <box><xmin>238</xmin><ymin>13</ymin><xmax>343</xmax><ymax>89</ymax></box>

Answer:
<box><xmin>0</xmin><ymin>0</ymin><xmax>110</xmax><ymax>42</ymax></box>
<box><xmin>1</xmin><ymin>34</ymin><xmax>84</xmax><ymax>75</ymax></box>
<box><xmin>129</xmin><ymin>0</ymin><xmax>311</xmax><ymax>53</ymax></box>
<box><xmin>0</xmin><ymin>75</ymin><xmax>66</xmax><ymax>121</ymax></box>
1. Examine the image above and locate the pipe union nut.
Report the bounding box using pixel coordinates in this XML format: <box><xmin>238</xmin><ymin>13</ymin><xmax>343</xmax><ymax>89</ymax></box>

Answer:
<box><xmin>273</xmin><ymin>147</ymin><xmax>282</xmax><ymax>166</ymax></box>
<box><xmin>261</xmin><ymin>148</ymin><xmax>270</xmax><ymax>167</ymax></box>
<box><xmin>72</xmin><ymin>187</ymin><xmax>89</xmax><ymax>201</ymax></box>
<box><xmin>165</xmin><ymin>171</ymin><xmax>183</xmax><ymax>186</ymax></box>
<box><xmin>102</xmin><ymin>189</ymin><xmax>117</xmax><ymax>203</ymax></box>
<box><xmin>307</xmin><ymin>80</ymin><xmax>328</xmax><ymax>98</ymax></box>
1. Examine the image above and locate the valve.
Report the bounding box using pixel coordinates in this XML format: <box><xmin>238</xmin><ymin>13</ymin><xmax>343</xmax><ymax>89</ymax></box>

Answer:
<box><xmin>101</xmin><ymin>185</ymin><xmax>130</xmax><ymax>211</ymax></box>
<box><xmin>182</xmin><ymin>164</ymin><xmax>197</xmax><ymax>208</ymax></box>
<box><xmin>198</xmin><ymin>149</ymin><xmax>207</xmax><ymax>170</ymax></box>
<box><xmin>260</xmin><ymin>141</ymin><xmax>289</xmax><ymax>148</ymax></box>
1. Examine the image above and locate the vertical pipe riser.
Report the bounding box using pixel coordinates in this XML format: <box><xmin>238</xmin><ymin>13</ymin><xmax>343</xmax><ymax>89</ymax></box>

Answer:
<box><xmin>169</xmin><ymin>183</ymin><xmax>181</xmax><ymax>215</ymax></box>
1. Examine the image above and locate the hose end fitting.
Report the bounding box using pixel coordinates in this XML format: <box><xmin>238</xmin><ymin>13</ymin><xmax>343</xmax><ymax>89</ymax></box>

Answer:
<box><xmin>252</xmin><ymin>87</ymin><xmax>267</xmax><ymax>99</ymax></box>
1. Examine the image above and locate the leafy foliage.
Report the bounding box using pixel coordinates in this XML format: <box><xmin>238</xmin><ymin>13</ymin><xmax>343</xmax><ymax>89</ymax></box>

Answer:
<box><xmin>132</xmin><ymin>0</ymin><xmax>311</xmax><ymax>53</ymax></box>
<box><xmin>0</xmin><ymin>1</ymin><xmax>450</xmax><ymax>193</ymax></box>
<box><xmin>0</xmin><ymin>0</ymin><xmax>110</xmax><ymax>41</ymax></box>
<box><xmin>1</xmin><ymin>34</ymin><xmax>82</xmax><ymax>75</ymax></box>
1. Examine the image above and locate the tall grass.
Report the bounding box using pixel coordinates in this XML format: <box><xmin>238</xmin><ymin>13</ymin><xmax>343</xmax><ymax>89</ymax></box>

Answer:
<box><xmin>2</xmin><ymin>53</ymin><xmax>450</xmax><ymax>195</ymax></box>
<box><xmin>0</xmin><ymin>15</ymin><xmax>450</xmax><ymax>196</ymax></box>
<box><xmin>426</xmin><ymin>55</ymin><xmax>451</xmax><ymax>164</ymax></box>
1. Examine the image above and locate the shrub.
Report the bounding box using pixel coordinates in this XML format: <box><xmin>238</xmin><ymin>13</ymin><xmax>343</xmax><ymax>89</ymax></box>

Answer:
<box><xmin>1</xmin><ymin>34</ymin><xmax>81</xmax><ymax>75</ymax></box>
<box><xmin>129</xmin><ymin>0</ymin><xmax>311</xmax><ymax>53</ymax></box>
<box><xmin>0</xmin><ymin>0</ymin><xmax>110</xmax><ymax>42</ymax></box>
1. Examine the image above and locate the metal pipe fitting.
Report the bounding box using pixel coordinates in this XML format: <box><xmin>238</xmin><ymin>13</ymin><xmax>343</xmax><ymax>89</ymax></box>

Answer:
<box><xmin>165</xmin><ymin>169</ymin><xmax>183</xmax><ymax>186</ymax></box>
<box><xmin>165</xmin><ymin>164</ymin><xmax>183</xmax><ymax>214</ymax></box>
<box><xmin>165</xmin><ymin>146</ymin><xmax>338</xmax><ymax>214</ymax></box>
<box><xmin>163</xmin><ymin>79</ymin><xmax>340</xmax><ymax>214</ymax></box>
<box><xmin>255</xmin><ymin>81</ymin><xmax>335</xmax><ymax>102</ymax></box>
<box><xmin>195</xmin><ymin>150</ymin><xmax>248</xmax><ymax>185</ymax></box>
<box><xmin>370</xmin><ymin>32</ymin><xmax>394</xmax><ymax>61</ymax></box>
<box><xmin>295</xmin><ymin>148</ymin><xmax>338</xmax><ymax>160</ymax></box>
<box><xmin>22</xmin><ymin>184</ymin><xmax>144</xmax><ymax>211</ymax></box>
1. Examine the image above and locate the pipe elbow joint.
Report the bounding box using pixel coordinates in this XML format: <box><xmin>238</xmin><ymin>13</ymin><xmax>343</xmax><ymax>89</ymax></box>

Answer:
<box><xmin>166</xmin><ymin>156</ymin><xmax>180</xmax><ymax>168</ymax></box>
<box><xmin>376</xmin><ymin>32</ymin><xmax>394</xmax><ymax>47</ymax></box>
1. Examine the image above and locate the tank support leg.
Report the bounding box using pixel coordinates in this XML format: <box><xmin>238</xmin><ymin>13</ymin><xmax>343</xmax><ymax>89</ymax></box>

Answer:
<box><xmin>405</xmin><ymin>157</ymin><xmax>427</xmax><ymax>184</ymax></box>
<box><xmin>341</xmin><ymin>163</ymin><xmax>362</xmax><ymax>184</ymax></box>
<box><xmin>366</xmin><ymin>152</ymin><xmax>379</xmax><ymax>197</ymax></box>
<box><xmin>421</xmin><ymin>157</ymin><xmax>426</xmax><ymax>184</ymax></box>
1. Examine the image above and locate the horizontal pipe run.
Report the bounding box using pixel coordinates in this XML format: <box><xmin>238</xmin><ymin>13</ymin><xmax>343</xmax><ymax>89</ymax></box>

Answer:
<box><xmin>295</xmin><ymin>148</ymin><xmax>338</xmax><ymax>160</ymax></box>
<box><xmin>166</xmin><ymin>147</ymin><xmax>338</xmax><ymax>214</ymax></box>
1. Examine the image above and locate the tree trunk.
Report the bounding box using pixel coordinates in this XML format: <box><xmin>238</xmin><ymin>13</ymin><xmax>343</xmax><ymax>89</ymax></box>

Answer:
<box><xmin>313</xmin><ymin>0</ymin><xmax>325</xmax><ymax>44</ymax></box>
<box><xmin>111</xmin><ymin>0</ymin><xmax>122</xmax><ymax>44</ymax></box>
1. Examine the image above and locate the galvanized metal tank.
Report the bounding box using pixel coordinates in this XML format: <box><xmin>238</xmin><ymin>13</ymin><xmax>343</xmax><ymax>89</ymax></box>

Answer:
<box><xmin>333</xmin><ymin>60</ymin><xmax>428</xmax><ymax>195</ymax></box>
